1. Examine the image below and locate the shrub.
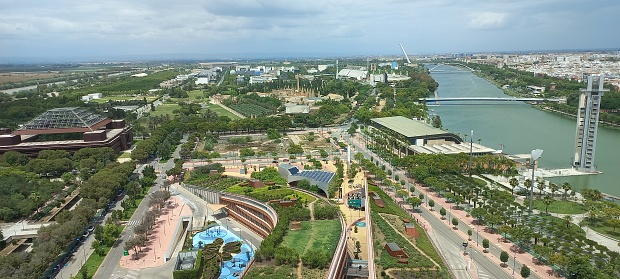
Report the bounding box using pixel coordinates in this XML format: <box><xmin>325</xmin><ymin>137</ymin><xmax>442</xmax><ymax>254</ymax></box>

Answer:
<box><xmin>500</xmin><ymin>251</ymin><xmax>509</xmax><ymax>266</ymax></box>
<box><xmin>521</xmin><ymin>265</ymin><xmax>531</xmax><ymax>278</ymax></box>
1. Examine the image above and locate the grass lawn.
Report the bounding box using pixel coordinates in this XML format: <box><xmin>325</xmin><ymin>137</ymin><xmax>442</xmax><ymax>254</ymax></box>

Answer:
<box><xmin>472</xmin><ymin>177</ymin><xmax>487</xmax><ymax>186</ymax></box>
<box><xmin>187</xmin><ymin>90</ymin><xmax>206</xmax><ymax>101</ymax></box>
<box><xmin>78</xmin><ymin>244</ymin><xmax>112</xmax><ymax>278</ymax></box>
<box><xmin>118</xmin><ymin>152</ymin><xmax>131</xmax><ymax>159</ymax></box>
<box><xmin>282</xmin><ymin>219</ymin><xmax>341</xmax><ymax>256</ymax></box>
<box><xmin>532</xmin><ymin>199</ymin><xmax>587</xmax><ymax>214</ymax></box>
<box><xmin>244</xmin><ymin>265</ymin><xmax>298</xmax><ymax>279</ymax></box>
<box><xmin>582</xmin><ymin>220</ymin><xmax>620</xmax><ymax>240</ymax></box>
<box><xmin>203</xmin><ymin>104</ymin><xmax>240</xmax><ymax>120</ymax></box>
<box><xmin>150</xmin><ymin>103</ymin><xmax>181</xmax><ymax>118</ymax></box>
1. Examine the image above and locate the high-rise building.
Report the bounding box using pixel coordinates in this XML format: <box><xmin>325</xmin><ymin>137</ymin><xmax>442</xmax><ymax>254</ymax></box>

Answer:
<box><xmin>573</xmin><ymin>74</ymin><xmax>607</xmax><ymax>172</ymax></box>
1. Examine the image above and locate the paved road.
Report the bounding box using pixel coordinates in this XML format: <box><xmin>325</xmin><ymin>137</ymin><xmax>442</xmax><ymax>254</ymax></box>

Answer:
<box><xmin>94</xmin><ymin>137</ymin><xmax>186</xmax><ymax>279</ymax></box>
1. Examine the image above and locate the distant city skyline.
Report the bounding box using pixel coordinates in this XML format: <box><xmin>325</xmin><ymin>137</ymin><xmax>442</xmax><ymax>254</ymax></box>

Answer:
<box><xmin>1</xmin><ymin>0</ymin><xmax>619</xmax><ymax>62</ymax></box>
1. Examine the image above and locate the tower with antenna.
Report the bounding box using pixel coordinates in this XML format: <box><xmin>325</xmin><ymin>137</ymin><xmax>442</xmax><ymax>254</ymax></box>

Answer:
<box><xmin>336</xmin><ymin>60</ymin><xmax>339</xmax><ymax>79</ymax></box>
<box><xmin>399</xmin><ymin>44</ymin><xmax>412</xmax><ymax>64</ymax></box>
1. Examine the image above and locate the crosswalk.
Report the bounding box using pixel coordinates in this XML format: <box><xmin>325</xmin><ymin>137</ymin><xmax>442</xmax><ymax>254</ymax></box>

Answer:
<box><xmin>477</xmin><ymin>268</ymin><xmax>492</xmax><ymax>279</ymax></box>
<box><xmin>125</xmin><ymin>220</ymin><xmax>141</xmax><ymax>227</ymax></box>
<box><xmin>110</xmin><ymin>269</ymin><xmax>139</xmax><ymax>279</ymax></box>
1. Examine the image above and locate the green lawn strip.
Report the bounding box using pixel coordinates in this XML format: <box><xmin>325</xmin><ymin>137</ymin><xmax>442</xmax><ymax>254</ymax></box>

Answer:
<box><xmin>472</xmin><ymin>177</ymin><xmax>487</xmax><ymax>186</ymax></box>
<box><xmin>78</xmin><ymin>244</ymin><xmax>112</xmax><ymax>278</ymax></box>
<box><xmin>368</xmin><ymin>185</ymin><xmax>446</xmax><ymax>268</ymax></box>
<box><xmin>582</xmin><ymin>220</ymin><xmax>620</xmax><ymax>240</ymax></box>
<box><xmin>203</xmin><ymin>104</ymin><xmax>240</xmax><ymax>120</ymax></box>
<box><xmin>118</xmin><ymin>152</ymin><xmax>131</xmax><ymax>159</ymax></box>
<box><xmin>282</xmin><ymin>219</ymin><xmax>341</xmax><ymax>256</ymax></box>
<box><xmin>79</xmin><ymin>225</ymin><xmax>125</xmax><ymax>278</ymax></box>
<box><xmin>244</xmin><ymin>266</ymin><xmax>298</xmax><ymax>279</ymax></box>
<box><xmin>282</xmin><ymin>221</ymin><xmax>313</xmax><ymax>255</ymax></box>
<box><xmin>531</xmin><ymin>199</ymin><xmax>587</xmax><ymax>214</ymax></box>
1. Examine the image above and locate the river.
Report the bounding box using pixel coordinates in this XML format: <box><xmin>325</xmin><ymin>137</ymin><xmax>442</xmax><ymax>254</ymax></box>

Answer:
<box><xmin>428</xmin><ymin>64</ymin><xmax>620</xmax><ymax>197</ymax></box>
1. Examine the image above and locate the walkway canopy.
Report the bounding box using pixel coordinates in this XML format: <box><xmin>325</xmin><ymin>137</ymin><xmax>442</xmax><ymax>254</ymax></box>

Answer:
<box><xmin>208</xmin><ymin>204</ymin><xmax>226</xmax><ymax>213</ymax></box>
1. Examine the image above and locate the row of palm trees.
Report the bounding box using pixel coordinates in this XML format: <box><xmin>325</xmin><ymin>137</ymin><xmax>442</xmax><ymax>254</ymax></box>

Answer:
<box><xmin>508</xmin><ymin>177</ymin><xmax>574</xmax><ymax>200</ymax></box>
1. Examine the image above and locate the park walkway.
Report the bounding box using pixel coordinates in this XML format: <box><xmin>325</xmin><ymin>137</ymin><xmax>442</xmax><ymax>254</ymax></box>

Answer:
<box><xmin>338</xmin><ymin>165</ymin><xmax>370</xmax><ymax>263</ymax></box>
<box><xmin>120</xmin><ymin>196</ymin><xmax>192</xmax><ymax>269</ymax></box>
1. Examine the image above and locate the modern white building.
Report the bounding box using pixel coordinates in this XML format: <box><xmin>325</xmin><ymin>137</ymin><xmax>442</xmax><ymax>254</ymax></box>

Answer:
<box><xmin>573</xmin><ymin>74</ymin><xmax>607</xmax><ymax>172</ymax></box>
<box><xmin>81</xmin><ymin>93</ymin><xmax>103</xmax><ymax>102</ymax></box>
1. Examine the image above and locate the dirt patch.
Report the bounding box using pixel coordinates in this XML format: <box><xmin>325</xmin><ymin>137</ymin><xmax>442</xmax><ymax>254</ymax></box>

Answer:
<box><xmin>0</xmin><ymin>72</ymin><xmax>69</xmax><ymax>84</ymax></box>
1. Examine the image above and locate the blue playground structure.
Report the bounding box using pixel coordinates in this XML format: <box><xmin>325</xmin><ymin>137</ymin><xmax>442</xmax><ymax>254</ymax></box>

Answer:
<box><xmin>192</xmin><ymin>225</ymin><xmax>254</xmax><ymax>279</ymax></box>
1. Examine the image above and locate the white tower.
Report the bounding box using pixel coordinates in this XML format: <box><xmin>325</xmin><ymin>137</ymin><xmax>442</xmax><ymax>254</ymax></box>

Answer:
<box><xmin>573</xmin><ymin>74</ymin><xmax>607</xmax><ymax>172</ymax></box>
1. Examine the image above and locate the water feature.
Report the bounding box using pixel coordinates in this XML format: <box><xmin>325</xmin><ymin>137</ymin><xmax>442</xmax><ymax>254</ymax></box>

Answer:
<box><xmin>192</xmin><ymin>225</ymin><xmax>254</xmax><ymax>279</ymax></box>
<box><xmin>428</xmin><ymin>64</ymin><xmax>620</xmax><ymax>197</ymax></box>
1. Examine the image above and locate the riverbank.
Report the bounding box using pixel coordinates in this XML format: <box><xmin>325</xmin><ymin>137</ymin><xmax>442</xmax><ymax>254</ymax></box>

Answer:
<box><xmin>536</xmin><ymin>105</ymin><xmax>620</xmax><ymax>130</ymax></box>
<box><xmin>471</xmin><ymin>68</ymin><xmax>620</xmax><ymax>130</ymax></box>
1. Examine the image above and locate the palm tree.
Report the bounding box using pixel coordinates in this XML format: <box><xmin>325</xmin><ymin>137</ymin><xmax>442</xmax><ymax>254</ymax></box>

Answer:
<box><xmin>562</xmin><ymin>215</ymin><xmax>573</xmax><ymax>228</ymax></box>
<box><xmin>536</xmin><ymin>177</ymin><xmax>546</xmax><ymax>199</ymax></box>
<box><xmin>561</xmin><ymin>182</ymin><xmax>572</xmax><ymax>200</ymax></box>
<box><xmin>549</xmin><ymin>183</ymin><xmax>560</xmax><ymax>198</ymax></box>
<box><xmin>542</xmin><ymin>195</ymin><xmax>554</xmax><ymax>214</ymax></box>
<box><xmin>509</xmin><ymin>177</ymin><xmax>519</xmax><ymax>196</ymax></box>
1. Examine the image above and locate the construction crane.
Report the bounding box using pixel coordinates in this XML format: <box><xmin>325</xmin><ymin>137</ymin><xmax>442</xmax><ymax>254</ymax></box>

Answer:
<box><xmin>399</xmin><ymin>43</ymin><xmax>412</xmax><ymax>64</ymax></box>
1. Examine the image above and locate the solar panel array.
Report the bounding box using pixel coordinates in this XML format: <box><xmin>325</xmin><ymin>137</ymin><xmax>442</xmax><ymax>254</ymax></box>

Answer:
<box><xmin>296</xmin><ymin>170</ymin><xmax>335</xmax><ymax>184</ymax></box>
<box><xmin>288</xmin><ymin>166</ymin><xmax>299</xmax><ymax>175</ymax></box>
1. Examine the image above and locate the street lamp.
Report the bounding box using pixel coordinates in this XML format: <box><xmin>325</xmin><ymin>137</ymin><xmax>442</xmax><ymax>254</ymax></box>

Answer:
<box><xmin>529</xmin><ymin>149</ymin><xmax>544</xmax><ymax>212</ymax></box>
<box><xmin>469</xmin><ymin>130</ymin><xmax>473</xmax><ymax>177</ymax></box>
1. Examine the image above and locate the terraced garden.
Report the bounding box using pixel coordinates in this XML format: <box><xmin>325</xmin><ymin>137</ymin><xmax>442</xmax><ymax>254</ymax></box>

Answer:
<box><xmin>368</xmin><ymin>185</ymin><xmax>449</xmax><ymax>278</ymax></box>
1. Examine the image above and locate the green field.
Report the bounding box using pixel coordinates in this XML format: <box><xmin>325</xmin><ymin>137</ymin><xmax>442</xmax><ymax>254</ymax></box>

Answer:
<box><xmin>203</xmin><ymin>104</ymin><xmax>240</xmax><ymax>120</ymax></box>
<box><xmin>532</xmin><ymin>199</ymin><xmax>587</xmax><ymax>214</ymax></box>
<box><xmin>150</xmin><ymin>103</ymin><xmax>181</xmax><ymax>117</ymax></box>
<box><xmin>187</xmin><ymin>90</ymin><xmax>206</xmax><ymax>101</ymax></box>
<box><xmin>282</xmin><ymin>219</ymin><xmax>341</xmax><ymax>256</ymax></box>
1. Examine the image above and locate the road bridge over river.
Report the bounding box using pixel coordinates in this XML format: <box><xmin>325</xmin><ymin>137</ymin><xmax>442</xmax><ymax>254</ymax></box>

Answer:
<box><xmin>423</xmin><ymin>97</ymin><xmax>566</xmax><ymax>104</ymax></box>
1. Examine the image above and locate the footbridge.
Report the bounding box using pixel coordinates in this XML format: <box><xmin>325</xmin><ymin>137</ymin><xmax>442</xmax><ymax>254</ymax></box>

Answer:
<box><xmin>423</xmin><ymin>97</ymin><xmax>566</xmax><ymax>104</ymax></box>
<box><xmin>428</xmin><ymin>63</ymin><xmax>476</xmax><ymax>72</ymax></box>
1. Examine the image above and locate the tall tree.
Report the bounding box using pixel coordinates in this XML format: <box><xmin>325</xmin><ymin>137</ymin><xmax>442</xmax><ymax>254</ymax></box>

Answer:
<box><xmin>509</xmin><ymin>177</ymin><xmax>518</xmax><ymax>196</ymax></box>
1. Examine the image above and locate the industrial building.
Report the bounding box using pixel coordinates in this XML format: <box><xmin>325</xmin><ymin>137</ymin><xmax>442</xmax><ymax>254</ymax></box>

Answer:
<box><xmin>0</xmin><ymin>107</ymin><xmax>132</xmax><ymax>156</ymax></box>
<box><xmin>368</xmin><ymin>116</ymin><xmax>496</xmax><ymax>156</ymax></box>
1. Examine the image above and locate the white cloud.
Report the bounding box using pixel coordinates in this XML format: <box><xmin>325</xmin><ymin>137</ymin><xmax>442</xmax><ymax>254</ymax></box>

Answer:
<box><xmin>0</xmin><ymin>0</ymin><xmax>618</xmax><ymax>59</ymax></box>
<box><xmin>467</xmin><ymin>12</ymin><xmax>509</xmax><ymax>30</ymax></box>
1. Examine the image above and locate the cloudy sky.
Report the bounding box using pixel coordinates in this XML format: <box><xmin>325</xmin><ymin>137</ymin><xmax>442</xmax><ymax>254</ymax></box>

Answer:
<box><xmin>1</xmin><ymin>0</ymin><xmax>619</xmax><ymax>61</ymax></box>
